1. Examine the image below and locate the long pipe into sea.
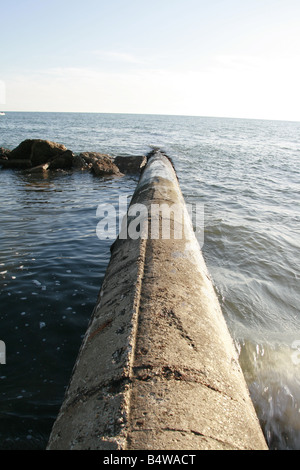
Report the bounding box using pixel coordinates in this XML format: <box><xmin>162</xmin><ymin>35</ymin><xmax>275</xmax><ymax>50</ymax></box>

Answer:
<box><xmin>47</xmin><ymin>150</ymin><xmax>268</xmax><ymax>450</ymax></box>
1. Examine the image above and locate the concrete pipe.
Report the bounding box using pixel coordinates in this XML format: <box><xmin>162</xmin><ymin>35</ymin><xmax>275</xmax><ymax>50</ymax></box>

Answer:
<box><xmin>47</xmin><ymin>150</ymin><xmax>268</xmax><ymax>450</ymax></box>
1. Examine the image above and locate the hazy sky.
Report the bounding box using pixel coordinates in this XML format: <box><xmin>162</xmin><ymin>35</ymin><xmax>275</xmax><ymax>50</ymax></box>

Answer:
<box><xmin>1</xmin><ymin>0</ymin><xmax>300</xmax><ymax>120</ymax></box>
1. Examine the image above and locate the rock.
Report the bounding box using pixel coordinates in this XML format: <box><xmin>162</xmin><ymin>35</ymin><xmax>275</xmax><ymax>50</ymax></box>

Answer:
<box><xmin>0</xmin><ymin>147</ymin><xmax>11</xmax><ymax>159</ymax></box>
<box><xmin>8</xmin><ymin>139</ymin><xmax>34</xmax><ymax>160</ymax></box>
<box><xmin>91</xmin><ymin>155</ymin><xmax>123</xmax><ymax>177</ymax></box>
<box><xmin>114</xmin><ymin>155</ymin><xmax>147</xmax><ymax>174</ymax></box>
<box><xmin>48</xmin><ymin>150</ymin><xmax>74</xmax><ymax>170</ymax></box>
<box><xmin>0</xmin><ymin>159</ymin><xmax>32</xmax><ymax>169</ymax></box>
<box><xmin>7</xmin><ymin>139</ymin><xmax>68</xmax><ymax>166</ymax></box>
<box><xmin>23</xmin><ymin>163</ymin><xmax>50</xmax><ymax>174</ymax></box>
<box><xmin>0</xmin><ymin>140</ymin><xmax>144</xmax><ymax>178</ymax></box>
<box><xmin>31</xmin><ymin>140</ymin><xmax>68</xmax><ymax>166</ymax></box>
<box><xmin>79</xmin><ymin>152</ymin><xmax>111</xmax><ymax>166</ymax></box>
<box><xmin>72</xmin><ymin>154</ymin><xmax>89</xmax><ymax>171</ymax></box>
<box><xmin>78</xmin><ymin>152</ymin><xmax>123</xmax><ymax>176</ymax></box>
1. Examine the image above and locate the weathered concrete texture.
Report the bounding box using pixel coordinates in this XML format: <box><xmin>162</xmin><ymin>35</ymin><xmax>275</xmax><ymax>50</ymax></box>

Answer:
<box><xmin>47</xmin><ymin>151</ymin><xmax>268</xmax><ymax>450</ymax></box>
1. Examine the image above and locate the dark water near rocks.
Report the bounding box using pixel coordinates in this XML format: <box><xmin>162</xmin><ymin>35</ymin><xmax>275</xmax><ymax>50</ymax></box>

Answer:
<box><xmin>0</xmin><ymin>112</ymin><xmax>299</xmax><ymax>449</ymax></box>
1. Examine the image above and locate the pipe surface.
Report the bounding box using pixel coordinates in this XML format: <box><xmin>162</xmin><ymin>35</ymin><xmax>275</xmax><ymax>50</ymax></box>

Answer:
<box><xmin>47</xmin><ymin>151</ymin><xmax>268</xmax><ymax>450</ymax></box>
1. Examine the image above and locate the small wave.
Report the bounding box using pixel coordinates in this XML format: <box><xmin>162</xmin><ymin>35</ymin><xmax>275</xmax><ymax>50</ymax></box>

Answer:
<box><xmin>238</xmin><ymin>338</ymin><xmax>300</xmax><ymax>450</ymax></box>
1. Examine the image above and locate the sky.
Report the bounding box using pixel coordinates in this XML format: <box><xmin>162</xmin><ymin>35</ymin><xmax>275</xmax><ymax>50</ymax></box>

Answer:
<box><xmin>1</xmin><ymin>0</ymin><xmax>300</xmax><ymax>120</ymax></box>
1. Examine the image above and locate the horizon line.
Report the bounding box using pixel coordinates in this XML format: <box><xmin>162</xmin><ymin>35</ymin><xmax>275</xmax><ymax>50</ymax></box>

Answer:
<box><xmin>1</xmin><ymin>110</ymin><xmax>300</xmax><ymax>124</ymax></box>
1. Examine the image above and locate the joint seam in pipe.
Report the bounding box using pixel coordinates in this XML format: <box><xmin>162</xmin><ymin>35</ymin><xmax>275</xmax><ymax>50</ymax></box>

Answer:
<box><xmin>123</xmin><ymin>236</ymin><xmax>148</xmax><ymax>449</ymax></box>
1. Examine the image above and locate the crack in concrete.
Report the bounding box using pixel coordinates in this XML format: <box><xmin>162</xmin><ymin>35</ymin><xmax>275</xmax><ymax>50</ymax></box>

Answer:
<box><xmin>61</xmin><ymin>376</ymin><xmax>132</xmax><ymax>412</ymax></box>
<box><xmin>132</xmin><ymin>364</ymin><xmax>226</xmax><ymax>395</ymax></box>
<box><xmin>128</xmin><ymin>426</ymin><xmax>241</xmax><ymax>449</ymax></box>
<box><xmin>163</xmin><ymin>427</ymin><xmax>242</xmax><ymax>450</ymax></box>
<box><xmin>160</xmin><ymin>307</ymin><xmax>198</xmax><ymax>350</ymax></box>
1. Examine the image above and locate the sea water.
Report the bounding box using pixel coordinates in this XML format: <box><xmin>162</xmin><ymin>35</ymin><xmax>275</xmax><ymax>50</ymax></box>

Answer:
<box><xmin>0</xmin><ymin>112</ymin><xmax>299</xmax><ymax>449</ymax></box>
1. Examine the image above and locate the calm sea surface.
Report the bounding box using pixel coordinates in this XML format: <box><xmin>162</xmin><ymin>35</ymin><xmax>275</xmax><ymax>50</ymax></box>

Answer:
<box><xmin>0</xmin><ymin>112</ymin><xmax>299</xmax><ymax>449</ymax></box>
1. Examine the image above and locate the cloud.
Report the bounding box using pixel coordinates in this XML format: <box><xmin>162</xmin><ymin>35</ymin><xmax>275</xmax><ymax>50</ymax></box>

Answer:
<box><xmin>90</xmin><ymin>50</ymin><xmax>146</xmax><ymax>65</ymax></box>
<box><xmin>4</xmin><ymin>56</ymin><xmax>300</xmax><ymax>121</ymax></box>
<box><xmin>5</xmin><ymin>67</ymin><xmax>168</xmax><ymax>112</ymax></box>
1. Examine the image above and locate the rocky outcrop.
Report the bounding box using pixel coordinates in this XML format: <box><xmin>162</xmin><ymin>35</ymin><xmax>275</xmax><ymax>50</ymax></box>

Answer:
<box><xmin>0</xmin><ymin>159</ymin><xmax>32</xmax><ymax>169</ymax></box>
<box><xmin>79</xmin><ymin>152</ymin><xmax>108</xmax><ymax>166</ymax></box>
<box><xmin>114</xmin><ymin>155</ymin><xmax>147</xmax><ymax>174</ymax></box>
<box><xmin>76</xmin><ymin>152</ymin><xmax>123</xmax><ymax>176</ymax></box>
<box><xmin>8</xmin><ymin>139</ymin><xmax>34</xmax><ymax>160</ymax></box>
<box><xmin>0</xmin><ymin>147</ymin><xmax>11</xmax><ymax>159</ymax></box>
<box><xmin>48</xmin><ymin>150</ymin><xmax>74</xmax><ymax>170</ymax></box>
<box><xmin>1</xmin><ymin>139</ymin><xmax>68</xmax><ymax>169</ymax></box>
<box><xmin>72</xmin><ymin>154</ymin><xmax>89</xmax><ymax>171</ymax></box>
<box><xmin>0</xmin><ymin>139</ymin><xmax>147</xmax><ymax>177</ymax></box>
<box><xmin>31</xmin><ymin>140</ymin><xmax>68</xmax><ymax>166</ymax></box>
<box><xmin>7</xmin><ymin>139</ymin><xmax>67</xmax><ymax>165</ymax></box>
<box><xmin>24</xmin><ymin>163</ymin><xmax>50</xmax><ymax>174</ymax></box>
<box><xmin>92</xmin><ymin>156</ymin><xmax>123</xmax><ymax>177</ymax></box>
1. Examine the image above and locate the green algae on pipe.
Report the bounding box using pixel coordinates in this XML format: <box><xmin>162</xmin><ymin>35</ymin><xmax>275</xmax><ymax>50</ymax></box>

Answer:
<box><xmin>47</xmin><ymin>150</ymin><xmax>268</xmax><ymax>450</ymax></box>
